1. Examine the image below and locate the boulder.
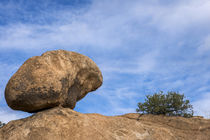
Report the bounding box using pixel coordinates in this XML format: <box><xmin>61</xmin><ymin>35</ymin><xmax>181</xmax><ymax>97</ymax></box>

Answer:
<box><xmin>5</xmin><ymin>50</ymin><xmax>103</xmax><ymax>113</ymax></box>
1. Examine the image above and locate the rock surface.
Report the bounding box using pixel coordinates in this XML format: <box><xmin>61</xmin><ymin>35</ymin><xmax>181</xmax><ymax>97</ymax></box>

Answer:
<box><xmin>5</xmin><ymin>50</ymin><xmax>103</xmax><ymax>113</ymax></box>
<box><xmin>0</xmin><ymin>107</ymin><xmax>210</xmax><ymax>140</ymax></box>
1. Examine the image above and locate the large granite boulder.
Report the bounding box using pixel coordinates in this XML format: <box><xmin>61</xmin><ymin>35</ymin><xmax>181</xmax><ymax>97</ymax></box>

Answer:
<box><xmin>5</xmin><ymin>50</ymin><xmax>103</xmax><ymax>113</ymax></box>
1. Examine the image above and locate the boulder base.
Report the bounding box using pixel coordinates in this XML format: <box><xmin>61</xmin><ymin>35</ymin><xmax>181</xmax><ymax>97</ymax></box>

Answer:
<box><xmin>0</xmin><ymin>107</ymin><xmax>210</xmax><ymax>140</ymax></box>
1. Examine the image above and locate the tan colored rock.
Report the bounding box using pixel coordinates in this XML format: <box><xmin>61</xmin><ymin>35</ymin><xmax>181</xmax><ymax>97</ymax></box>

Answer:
<box><xmin>5</xmin><ymin>50</ymin><xmax>103</xmax><ymax>113</ymax></box>
<box><xmin>0</xmin><ymin>107</ymin><xmax>210</xmax><ymax>140</ymax></box>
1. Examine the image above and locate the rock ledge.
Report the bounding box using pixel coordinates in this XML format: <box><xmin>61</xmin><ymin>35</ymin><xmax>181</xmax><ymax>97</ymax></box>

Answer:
<box><xmin>0</xmin><ymin>107</ymin><xmax>209</xmax><ymax>140</ymax></box>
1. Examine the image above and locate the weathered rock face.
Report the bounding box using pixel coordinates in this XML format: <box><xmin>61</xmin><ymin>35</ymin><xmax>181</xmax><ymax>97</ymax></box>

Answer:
<box><xmin>0</xmin><ymin>107</ymin><xmax>210</xmax><ymax>140</ymax></box>
<box><xmin>5</xmin><ymin>50</ymin><xmax>103</xmax><ymax>113</ymax></box>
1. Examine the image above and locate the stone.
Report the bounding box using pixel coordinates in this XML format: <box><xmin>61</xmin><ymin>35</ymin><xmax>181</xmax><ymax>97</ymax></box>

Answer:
<box><xmin>1</xmin><ymin>107</ymin><xmax>210</xmax><ymax>140</ymax></box>
<box><xmin>5</xmin><ymin>50</ymin><xmax>103</xmax><ymax>113</ymax></box>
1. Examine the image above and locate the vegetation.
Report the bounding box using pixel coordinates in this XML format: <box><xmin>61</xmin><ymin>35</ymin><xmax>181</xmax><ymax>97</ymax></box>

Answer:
<box><xmin>136</xmin><ymin>91</ymin><xmax>193</xmax><ymax>117</ymax></box>
<box><xmin>0</xmin><ymin>121</ymin><xmax>5</xmax><ymax>128</ymax></box>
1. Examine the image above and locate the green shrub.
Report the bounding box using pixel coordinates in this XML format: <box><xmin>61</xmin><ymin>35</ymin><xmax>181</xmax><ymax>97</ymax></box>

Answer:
<box><xmin>136</xmin><ymin>91</ymin><xmax>193</xmax><ymax>117</ymax></box>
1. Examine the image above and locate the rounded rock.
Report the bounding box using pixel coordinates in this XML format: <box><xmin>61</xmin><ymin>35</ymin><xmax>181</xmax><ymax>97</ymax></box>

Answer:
<box><xmin>5</xmin><ymin>50</ymin><xmax>103</xmax><ymax>113</ymax></box>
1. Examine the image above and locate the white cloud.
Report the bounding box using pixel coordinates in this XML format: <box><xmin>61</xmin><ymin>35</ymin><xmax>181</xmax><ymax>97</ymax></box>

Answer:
<box><xmin>0</xmin><ymin>107</ymin><xmax>31</xmax><ymax>123</ymax></box>
<box><xmin>134</xmin><ymin>0</ymin><xmax>210</xmax><ymax>33</ymax></box>
<box><xmin>1</xmin><ymin>0</ymin><xmax>210</xmax><ymax>120</ymax></box>
<box><xmin>0</xmin><ymin>63</ymin><xmax>20</xmax><ymax>103</ymax></box>
<box><xmin>198</xmin><ymin>35</ymin><xmax>210</xmax><ymax>53</ymax></box>
<box><xmin>154</xmin><ymin>0</ymin><xmax>210</xmax><ymax>33</ymax></box>
<box><xmin>192</xmin><ymin>92</ymin><xmax>210</xmax><ymax>118</ymax></box>
<box><xmin>99</xmin><ymin>51</ymin><xmax>159</xmax><ymax>76</ymax></box>
<box><xmin>1</xmin><ymin>0</ymin><xmax>210</xmax><ymax>51</ymax></box>
<box><xmin>0</xmin><ymin>62</ymin><xmax>19</xmax><ymax>81</ymax></box>
<box><xmin>96</xmin><ymin>87</ymin><xmax>142</xmax><ymax>115</ymax></box>
<box><xmin>0</xmin><ymin>20</ymin><xmax>124</xmax><ymax>51</ymax></box>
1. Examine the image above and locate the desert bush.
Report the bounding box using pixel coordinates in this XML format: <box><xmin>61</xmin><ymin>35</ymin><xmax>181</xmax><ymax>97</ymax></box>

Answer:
<box><xmin>136</xmin><ymin>91</ymin><xmax>193</xmax><ymax>117</ymax></box>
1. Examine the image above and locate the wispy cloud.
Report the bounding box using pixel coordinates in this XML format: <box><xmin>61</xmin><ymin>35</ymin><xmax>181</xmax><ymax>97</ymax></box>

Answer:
<box><xmin>198</xmin><ymin>35</ymin><xmax>210</xmax><ymax>53</ymax></box>
<box><xmin>0</xmin><ymin>107</ymin><xmax>30</xmax><ymax>123</ymax></box>
<box><xmin>192</xmin><ymin>92</ymin><xmax>210</xmax><ymax>118</ymax></box>
<box><xmin>145</xmin><ymin>0</ymin><xmax>210</xmax><ymax>33</ymax></box>
<box><xmin>1</xmin><ymin>0</ymin><xmax>210</xmax><ymax>52</ymax></box>
<box><xmin>0</xmin><ymin>62</ymin><xmax>20</xmax><ymax>114</ymax></box>
<box><xmin>1</xmin><ymin>0</ymin><xmax>210</xmax><ymax>121</ymax></box>
<box><xmin>76</xmin><ymin>86</ymin><xmax>143</xmax><ymax>115</ymax></box>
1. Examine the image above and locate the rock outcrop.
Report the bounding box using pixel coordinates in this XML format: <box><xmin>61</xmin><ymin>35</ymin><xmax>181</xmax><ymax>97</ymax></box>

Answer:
<box><xmin>0</xmin><ymin>107</ymin><xmax>210</xmax><ymax>140</ymax></box>
<box><xmin>2</xmin><ymin>50</ymin><xmax>210</xmax><ymax>140</ymax></box>
<box><xmin>5</xmin><ymin>50</ymin><xmax>103</xmax><ymax>113</ymax></box>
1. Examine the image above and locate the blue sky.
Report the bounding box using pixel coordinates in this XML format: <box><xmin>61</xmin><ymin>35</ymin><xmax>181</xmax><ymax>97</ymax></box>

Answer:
<box><xmin>1</xmin><ymin>0</ymin><xmax>210</xmax><ymax>122</ymax></box>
